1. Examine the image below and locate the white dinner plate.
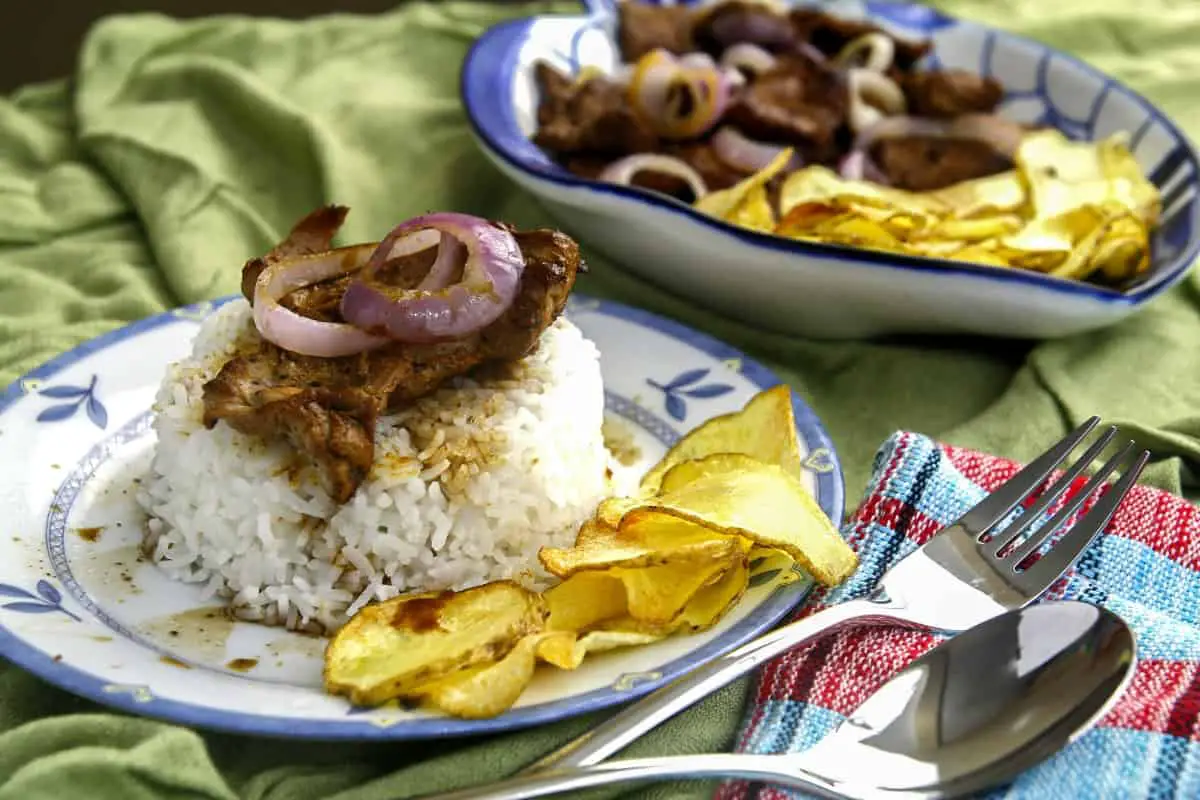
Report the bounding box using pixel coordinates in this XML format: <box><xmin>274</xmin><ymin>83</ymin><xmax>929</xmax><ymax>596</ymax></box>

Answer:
<box><xmin>0</xmin><ymin>293</ymin><xmax>843</xmax><ymax>739</ymax></box>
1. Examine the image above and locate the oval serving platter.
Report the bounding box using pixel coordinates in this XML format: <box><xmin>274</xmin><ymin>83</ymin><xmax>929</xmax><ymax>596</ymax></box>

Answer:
<box><xmin>0</xmin><ymin>294</ymin><xmax>843</xmax><ymax>740</ymax></box>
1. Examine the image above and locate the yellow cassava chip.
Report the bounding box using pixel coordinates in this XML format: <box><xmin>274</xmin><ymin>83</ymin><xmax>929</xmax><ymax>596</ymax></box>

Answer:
<box><xmin>640</xmin><ymin>385</ymin><xmax>803</xmax><ymax>495</ymax></box>
<box><xmin>695</xmin><ymin>148</ymin><xmax>793</xmax><ymax>220</ymax></box>
<box><xmin>538</xmin><ymin>523</ymin><xmax>740</xmax><ymax>578</ymax></box>
<box><xmin>543</xmin><ymin>570</ymin><xmax>627</xmax><ymax>632</ymax></box>
<box><xmin>323</xmin><ymin>581</ymin><xmax>547</xmax><ymax>707</ymax></box>
<box><xmin>406</xmin><ymin>634</ymin><xmax>545</xmax><ymax>719</ymax></box>
<box><xmin>615</xmin><ymin>556</ymin><xmax>738</xmax><ymax>624</ymax></box>
<box><xmin>628</xmin><ymin>457</ymin><xmax>857</xmax><ymax>585</ymax></box>
<box><xmin>535</xmin><ymin>628</ymin><xmax>665</xmax><ymax>671</ymax></box>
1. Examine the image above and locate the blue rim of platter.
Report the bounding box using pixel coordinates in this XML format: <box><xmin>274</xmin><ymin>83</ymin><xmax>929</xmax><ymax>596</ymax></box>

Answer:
<box><xmin>0</xmin><ymin>292</ymin><xmax>844</xmax><ymax>739</ymax></box>
<box><xmin>460</xmin><ymin>0</ymin><xmax>1200</xmax><ymax>307</ymax></box>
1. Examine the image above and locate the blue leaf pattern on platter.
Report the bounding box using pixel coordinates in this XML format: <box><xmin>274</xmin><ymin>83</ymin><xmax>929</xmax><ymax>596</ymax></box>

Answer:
<box><xmin>0</xmin><ymin>584</ymin><xmax>36</xmax><ymax>600</ymax></box>
<box><xmin>34</xmin><ymin>375</ymin><xmax>107</xmax><ymax>430</ymax></box>
<box><xmin>36</xmin><ymin>580</ymin><xmax>62</xmax><ymax>605</ymax></box>
<box><xmin>38</xmin><ymin>385</ymin><xmax>88</xmax><ymax>399</ymax></box>
<box><xmin>683</xmin><ymin>384</ymin><xmax>735</xmax><ymax>399</ymax></box>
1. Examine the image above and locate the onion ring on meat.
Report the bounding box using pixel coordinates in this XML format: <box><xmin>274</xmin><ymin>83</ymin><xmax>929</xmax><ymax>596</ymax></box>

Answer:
<box><xmin>833</xmin><ymin>32</ymin><xmax>895</xmax><ymax>73</ymax></box>
<box><xmin>853</xmin><ymin>113</ymin><xmax>1025</xmax><ymax>158</ymax></box>
<box><xmin>341</xmin><ymin>213</ymin><xmax>524</xmax><ymax>344</ymax></box>
<box><xmin>628</xmin><ymin>49</ymin><xmax>732</xmax><ymax>140</ymax></box>
<box><xmin>720</xmin><ymin>42</ymin><xmax>777</xmax><ymax>76</ymax></box>
<box><xmin>252</xmin><ymin>244</ymin><xmax>390</xmax><ymax>357</ymax></box>
<box><xmin>599</xmin><ymin>153</ymin><xmax>709</xmax><ymax>200</ymax></box>
<box><xmin>846</xmin><ymin>68</ymin><xmax>907</xmax><ymax>132</ymax></box>
<box><xmin>713</xmin><ymin>126</ymin><xmax>799</xmax><ymax>173</ymax></box>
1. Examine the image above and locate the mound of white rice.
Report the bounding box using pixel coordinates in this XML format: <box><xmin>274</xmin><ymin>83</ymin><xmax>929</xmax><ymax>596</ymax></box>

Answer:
<box><xmin>137</xmin><ymin>299</ymin><xmax>616</xmax><ymax>633</ymax></box>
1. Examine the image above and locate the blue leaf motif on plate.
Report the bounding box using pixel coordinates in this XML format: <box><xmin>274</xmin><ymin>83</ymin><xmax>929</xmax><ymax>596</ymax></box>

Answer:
<box><xmin>664</xmin><ymin>368</ymin><xmax>709</xmax><ymax>391</ymax></box>
<box><xmin>2</xmin><ymin>602</ymin><xmax>61</xmax><ymax>615</ymax></box>
<box><xmin>33</xmin><ymin>375</ymin><xmax>107</xmax><ymax>430</ymax></box>
<box><xmin>39</xmin><ymin>385</ymin><xmax>88</xmax><ymax>399</ymax></box>
<box><xmin>664</xmin><ymin>393</ymin><xmax>687</xmax><ymax>422</ymax></box>
<box><xmin>0</xmin><ymin>580</ymin><xmax>80</xmax><ymax>621</ymax></box>
<box><xmin>683</xmin><ymin>384</ymin><xmax>734</xmax><ymax>399</ymax></box>
<box><xmin>86</xmin><ymin>394</ymin><xmax>108</xmax><ymax>429</ymax></box>
<box><xmin>36</xmin><ymin>580</ymin><xmax>62</xmax><ymax>605</ymax></box>
<box><xmin>647</xmin><ymin>367</ymin><xmax>736</xmax><ymax>422</ymax></box>
<box><xmin>0</xmin><ymin>584</ymin><xmax>36</xmax><ymax>600</ymax></box>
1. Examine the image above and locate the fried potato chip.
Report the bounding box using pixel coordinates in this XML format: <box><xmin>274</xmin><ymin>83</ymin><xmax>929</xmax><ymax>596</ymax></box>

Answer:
<box><xmin>779</xmin><ymin>165</ymin><xmax>946</xmax><ymax>217</ymax></box>
<box><xmin>535</xmin><ymin>628</ymin><xmax>665</xmax><ymax>670</ymax></box>
<box><xmin>928</xmin><ymin>171</ymin><xmax>1028</xmax><ymax>219</ymax></box>
<box><xmin>695</xmin><ymin>149</ymin><xmax>793</xmax><ymax>221</ymax></box>
<box><xmin>323</xmin><ymin>581</ymin><xmax>547</xmax><ymax>706</ymax></box>
<box><xmin>628</xmin><ymin>458</ymin><xmax>857</xmax><ymax>585</ymax></box>
<box><xmin>1018</xmin><ymin>129</ymin><xmax>1160</xmax><ymax>224</ymax></box>
<box><xmin>726</xmin><ymin>184</ymin><xmax>776</xmax><ymax>233</ymax></box>
<box><xmin>405</xmin><ymin>634</ymin><xmax>545</xmax><ymax>719</ymax></box>
<box><xmin>640</xmin><ymin>385</ymin><xmax>802</xmax><ymax>495</ymax></box>
<box><xmin>659</xmin><ymin>452</ymin><xmax>766</xmax><ymax>494</ymax></box>
<box><xmin>616</xmin><ymin>556</ymin><xmax>738</xmax><ymax>624</ymax></box>
<box><xmin>673</xmin><ymin>555</ymin><xmax>750</xmax><ymax>632</ymax></box>
<box><xmin>539</xmin><ymin>514</ymin><xmax>741</xmax><ymax>578</ymax></box>
<box><xmin>543</xmin><ymin>570</ymin><xmax>627</xmax><ymax>632</ymax></box>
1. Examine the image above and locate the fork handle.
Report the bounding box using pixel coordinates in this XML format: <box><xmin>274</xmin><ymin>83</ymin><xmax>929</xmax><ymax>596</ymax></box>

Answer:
<box><xmin>527</xmin><ymin>596</ymin><xmax>893</xmax><ymax>772</ymax></box>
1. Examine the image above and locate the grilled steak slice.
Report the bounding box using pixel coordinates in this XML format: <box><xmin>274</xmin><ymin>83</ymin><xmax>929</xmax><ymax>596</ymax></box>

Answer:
<box><xmin>202</xmin><ymin>221</ymin><xmax>583</xmax><ymax>503</ymax></box>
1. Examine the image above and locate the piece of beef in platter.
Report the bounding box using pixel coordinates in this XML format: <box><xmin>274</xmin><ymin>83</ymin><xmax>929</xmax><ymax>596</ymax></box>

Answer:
<box><xmin>203</xmin><ymin>211</ymin><xmax>584</xmax><ymax>503</ymax></box>
<box><xmin>532</xmin><ymin>62</ymin><xmax>658</xmax><ymax>158</ymax></box>
<box><xmin>724</xmin><ymin>50</ymin><xmax>849</xmax><ymax>164</ymax></box>
<box><xmin>871</xmin><ymin>136</ymin><xmax>1012</xmax><ymax>192</ymax></box>
<box><xmin>901</xmin><ymin>70</ymin><xmax>1004</xmax><ymax>119</ymax></box>
<box><xmin>788</xmin><ymin>7</ymin><xmax>931</xmax><ymax>69</ymax></box>
<box><xmin>616</xmin><ymin>1</ymin><xmax>696</xmax><ymax>61</ymax></box>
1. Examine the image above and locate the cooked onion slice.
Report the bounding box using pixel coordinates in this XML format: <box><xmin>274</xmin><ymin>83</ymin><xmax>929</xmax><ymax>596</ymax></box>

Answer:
<box><xmin>341</xmin><ymin>213</ymin><xmax>524</xmax><ymax>344</ymax></box>
<box><xmin>834</xmin><ymin>32</ymin><xmax>895</xmax><ymax>73</ymax></box>
<box><xmin>599</xmin><ymin>154</ymin><xmax>709</xmax><ymax>200</ymax></box>
<box><xmin>253</xmin><ymin>244</ymin><xmax>390</xmax><ymax>357</ymax></box>
<box><xmin>713</xmin><ymin>126</ymin><xmax>798</xmax><ymax>174</ymax></box>
<box><xmin>628</xmin><ymin>49</ymin><xmax>732</xmax><ymax>140</ymax></box>
<box><xmin>720</xmin><ymin>43</ymin><xmax>777</xmax><ymax>76</ymax></box>
<box><xmin>846</xmin><ymin>68</ymin><xmax>907</xmax><ymax>132</ymax></box>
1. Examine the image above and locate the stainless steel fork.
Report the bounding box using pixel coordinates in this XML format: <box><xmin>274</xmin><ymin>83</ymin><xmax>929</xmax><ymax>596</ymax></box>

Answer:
<box><xmin>530</xmin><ymin>416</ymin><xmax>1149</xmax><ymax>772</ymax></box>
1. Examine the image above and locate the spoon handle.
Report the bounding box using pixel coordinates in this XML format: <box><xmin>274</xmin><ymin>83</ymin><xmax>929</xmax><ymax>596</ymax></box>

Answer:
<box><xmin>416</xmin><ymin>753</ymin><xmax>846</xmax><ymax>800</ymax></box>
<box><xmin>529</xmin><ymin>596</ymin><xmax>889</xmax><ymax>772</ymax></box>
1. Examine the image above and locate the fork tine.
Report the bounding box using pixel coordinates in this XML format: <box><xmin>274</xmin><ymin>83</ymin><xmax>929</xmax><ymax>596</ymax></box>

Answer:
<box><xmin>956</xmin><ymin>416</ymin><xmax>1100</xmax><ymax>537</ymax></box>
<box><xmin>1005</xmin><ymin>441</ymin><xmax>1136</xmax><ymax>565</ymax></box>
<box><xmin>1015</xmin><ymin>447</ymin><xmax>1150</xmax><ymax>592</ymax></box>
<box><xmin>981</xmin><ymin>426</ymin><xmax>1117</xmax><ymax>556</ymax></box>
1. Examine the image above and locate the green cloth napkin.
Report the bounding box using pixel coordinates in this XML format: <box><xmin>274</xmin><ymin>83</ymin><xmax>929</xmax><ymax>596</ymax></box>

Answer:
<box><xmin>3</xmin><ymin>0</ymin><xmax>1200</xmax><ymax>797</ymax></box>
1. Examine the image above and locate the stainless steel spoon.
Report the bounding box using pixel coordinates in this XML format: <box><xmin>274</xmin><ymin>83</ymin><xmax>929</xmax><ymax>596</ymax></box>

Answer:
<box><xmin>417</xmin><ymin>600</ymin><xmax>1135</xmax><ymax>800</ymax></box>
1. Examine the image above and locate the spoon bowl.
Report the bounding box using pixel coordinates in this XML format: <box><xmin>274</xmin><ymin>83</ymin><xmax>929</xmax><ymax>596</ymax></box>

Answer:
<box><xmin>420</xmin><ymin>600</ymin><xmax>1136</xmax><ymax>800</ymax></box>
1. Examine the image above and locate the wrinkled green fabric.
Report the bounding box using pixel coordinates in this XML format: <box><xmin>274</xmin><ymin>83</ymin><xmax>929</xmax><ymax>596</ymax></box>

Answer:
<box><xmin>2</xmin><ymin>0</ymin><xmax>1200</xmax><ymax>797</ymax></box>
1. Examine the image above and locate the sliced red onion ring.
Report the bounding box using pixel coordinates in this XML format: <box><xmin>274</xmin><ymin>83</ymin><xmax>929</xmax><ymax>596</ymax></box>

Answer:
<box><xmin>720</xmin><ymin>42</ymin><xmax>777</xmax><ymax>76</ymax></box>
<box><xmin>712</xmin><ymin>126</ymin><xmax>800</xmax><ymax>173</ymax></box>
<box><xmin>415</xmin><ymin>233</ymin><xmax>466</xmax><ymax>291</ymax></box>
<box><xmin>341</xmin><ymin>213</ymin><xmax>524</xmax><ymax>344</ymax></box>
<box><xmin>833</xmin><ymin>32</ymin><xmax>895</xmax><ymax>73</ymax></box>
<box><xmin>853</xmin><ymin>113</ymin><xmax>1024</xmax><ymax>158</ymax></box>
<box><xmin>253</xmin><ymin>244</ymin><xmax>390</xmax><ymax>358</ymax></box>
<box><xmin>598</xmin><ymin>153</ymin><xmax>709</xmax><ymax>200</ymax></box>
<box><xmin>838</xmin><ymin>150</ymin><xmax>889</xmax><ymax>184</ymax></box>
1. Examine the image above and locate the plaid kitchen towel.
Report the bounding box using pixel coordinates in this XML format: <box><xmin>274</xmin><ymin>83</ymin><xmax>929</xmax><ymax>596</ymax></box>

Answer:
<box><xmin>719</xmin><ymin>432</ymin><xmax>1200</xmax><ymax>800</ymax></box>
